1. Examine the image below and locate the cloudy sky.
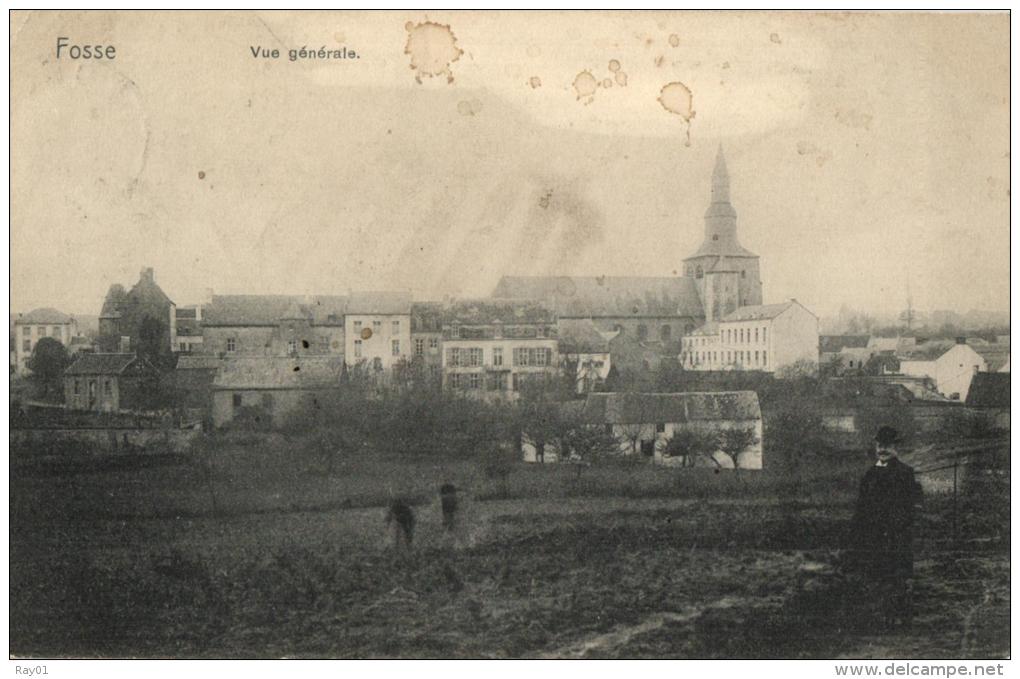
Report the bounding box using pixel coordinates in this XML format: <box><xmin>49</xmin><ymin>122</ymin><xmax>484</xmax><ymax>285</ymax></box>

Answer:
<box><xmin>10</xmin><ymin>11</ymin><xmax>1010</xmax><ymax>318</ymax></box>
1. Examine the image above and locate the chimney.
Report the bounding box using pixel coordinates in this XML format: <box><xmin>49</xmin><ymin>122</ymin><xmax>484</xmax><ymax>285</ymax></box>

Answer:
<box><xmin>140</xmin><ymin>267</ymin><xmax>155</xmax><ymax>283</ymax></box>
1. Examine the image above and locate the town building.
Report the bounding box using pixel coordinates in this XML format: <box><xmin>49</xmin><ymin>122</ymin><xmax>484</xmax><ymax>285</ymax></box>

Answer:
<box><xmin>680</xmin><ymin>300</ymin><xmax>819</xmax><ymax>374</ymax></box>
<box><xmin>63</xmin><ymin>353</ymin><xmax>160</xmax><ymax>413</ymax></box>
<box><xmin>409</xmin><ymin>302</ymin><xmax>444</xmax><ymax>382</ymax></box>
<box><xmin>200</xmin><ymin>294</ymin><xmax>348</xmax><ymax>358</ymax></box>
<box><xmin>898</xmin><ymin>340</ymin><xmax>986</xmax><ymax>401</ymax></box>
<box><xmin>210</xmin><ymin>356</ymin><xmax>345</xmax><ymax>428</ymax></box>
<box><xmin>173</xmin><ymin>305</ymin><xmax>205</xmax><ymax>354</ymax></box>
<box><xmin>344</xmin><ymin>291</ymin><xmax>412</xmax><ymax>375</ymax></box>
<box><xmin>557</xmin><ymin>319</ymin><xmax>615</xmax><ymax>394</ymax></box>
<box><xmin>13</xmin><ymin>308</ymin><xmax>79</xmax><ymax>375</ymax></box>
<box><xmin>522</xmin><ymin>390</ymin><xmax>763</xmax><ymax>469</ymax></box>
<box><xmin>441</xmin><ymin>300</ymin><xmax>559</xmax><ymax>398</ymax></box>
<box><xmin>97</xmin><ymin>268</ymin><xmax>176</xmax><ymax>358</ymax></box>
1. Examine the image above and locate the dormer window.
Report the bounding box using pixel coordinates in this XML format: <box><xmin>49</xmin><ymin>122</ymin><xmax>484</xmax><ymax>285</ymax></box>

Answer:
<box><xmin>695</xmin><ymin>266</ymin><xmax>703</xmax><ymax>279</ymax></box>
<box><xmin>712</xmin><ymin>234</ymin><xmax>719</xmax><ymax>241</ymax></box>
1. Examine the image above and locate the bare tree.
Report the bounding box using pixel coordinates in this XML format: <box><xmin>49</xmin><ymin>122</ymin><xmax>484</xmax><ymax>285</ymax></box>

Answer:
<box><xmin>718</xmin><ymin>426</ymin><xmax>760</xmax><ymax>472</ymax></box>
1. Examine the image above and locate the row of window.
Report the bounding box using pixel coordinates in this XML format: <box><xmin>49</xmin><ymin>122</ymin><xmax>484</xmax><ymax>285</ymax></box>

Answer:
<box><xmin>721</xmin><ymin>326</ymin><xmax>767</xmax><ymax>345</ymax></box>
<box><xmin>353</xmin><ymin>338</ymin><xmax>401</xmax><ymax>358</ymax></box>
<box><xmin>445</xmin><ymin>346</ymin><xmax>554</xmax><ymax>368</ymax></box>
<box><xmin>413</xmin><ymin>337</ymin><xmax>440</xmax><ymax>356</ymax></box>
<box><xmin>71</xmin><ymin>379</ymin><xmax>112</xmax><ymax>396</ymax></box>
<box><xmin>688</xmin><ymin>350</ymin><xmax>768</xmax><ymax>368</ymax></box>
<box><xmin>449</xmin><ymin>372</ymin><xmax>533</xmax><ymax>391</ymax></box>
<box><xmin>353</xmin><ymin>319</ymin><xmax>401</xmax><ymax>333</ymax></box>
<box><xmin>448</xmin><ymin>326</ymin><xmax>551</xmax><ymax>340</ymax></box>
<box><xmin>21</xmin><ymin>325</ymin><xmax>67</xmax><ymax>339</ymax></box>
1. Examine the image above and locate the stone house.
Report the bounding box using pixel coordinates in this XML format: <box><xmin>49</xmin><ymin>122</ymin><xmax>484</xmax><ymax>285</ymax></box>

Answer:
<box><xmin>64</xmin><ymin>353</ymin><xmax>159</xmax><ymax>413</ymax></box>
<box><xmin>210</xmin><ymin>356</ymin><xmax>345</xmax><ymax>428</ymax></box>
<box><xmin>344</xmin><ymin>291</ymin><xmax>412</xmax><ymax>375</ymax></box>
<box><xmin>201</xmin><ymin>294</ymin><xmax>348</xmax><ymax>359</ymax></box>
<box><xmin>899</xmin><ymin>340</ymin><xmax>986</xmax><ymax>401</ymax></box>
<box><xmin>97</xmin><ymin>267</ymin><xmax>176</xmax><ymax>357</ymax></box>
<box><xmin>557</xmin><ymin>318</ymin><xmax>615</xmax><ymax>394</ymax></box>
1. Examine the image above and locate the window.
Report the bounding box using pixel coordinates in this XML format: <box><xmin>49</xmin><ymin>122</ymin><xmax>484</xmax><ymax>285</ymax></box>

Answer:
<box><xmin>450</xmin><ymin>374</ymin><xmax>461</xmax><ymax>389</ymax></box>
<box><xmin>660</xmin><ymin>325</ymin><xmax>671</xmax><ymax>342</ymax></box>
<box><xmin>429</xmin><ymin>365</ymin><xmax>440</xmax><ymax>378</ymax></box>
<box><xmin>754</xmin><ymin>351</ymin><xmax>759</xmax><ymax>365</ymax></box>
<box><xmin>414</xmin><ymin>338</ymin><xmax>425</xmax><ymax>356</ymax></box>
<box><xmin>373</xmin><ymin>320</ymin><xmax>382</xmax><ymax>331</ymax></box>
<box><xmin>319</xmin><ymin>337</ymin><xmax>330</xmax><ymax>353</ymax></box>
<box><xmin>392</xmin><ymin>320</ymin><xmax>400</xmax><ymax>332</ymax></box>
<box><xmin>762</xmin><ymin>328</ymin><xmax>767</xmax><ymax>343</ymax></box>
<box><xmin>468</xmin><ymin>373</ymin><xmax>480</xmax><ymax>390</ymax></box>
<box><xmin>73</xmin><ymin>380</ymin><xmax>80</xmax><ymax>395</ymax></box>
<box><xmin>637</xmin><ymin>324</ymin><xmax>648</xmax><ymax>341</ymax></box>
<box><xmin>428</xmin><ymin>337</ymin><xmax>439</xmax><ymax>351</ymax></box>
<box><xmin>373</xmin><ymin>357</ymin><xmax>383</xmax><ymax>371</ymax></box>
<box><xmin>695</xmin><ymin>266</ymin><xmax>703</xmax><ymax>279</ymax></box>
<box><xmin>468</xmin><ymin>347</ymin><xmax>483</xmax><ymax>367</ymax></box>
<box><xmin>512</xmin><ymin>373</ymin><xmax>520</xmax><ymax>391</ymax></box>
<box><xmin>354</xmin><ymin>339</ymin><xmax>362</xmax><ymax>358</ymax></box>
<box><xmin>447</xmin><ymin>348</ymin><xmax>460</xmax><ymax>367</ymax></box>
<box><xmin>492</xmin><ymin>372</ymin><xmax>507</xmax><ymax>391</ymax></box>
<box><xmin>226</xmin><ymin>337</ymin><xmax>236</xmax><ymax>353</ymax></box>
<box><xmin>21</xmin><ymin>326</ymin><xmax>29</xmax><ymax>336</ymax></box>
<box><xmin>104</xmin><ymin>380</ymin><xmax>112</xmax><ymax>395</ymax></box>
<box><xmin>354</xmin><ymin>320</ymin><xmax>362</xmax><ymax>332</ymax></box>
<box><xmin>741</xmin><ymin>270</ymin><xmax>746</xmax><ymax>278</ymax></box>
<box><xmin>392</xmin><ymin>339</ymin><xmax>401</xmax><ymax>356</ymax></box>
<box><xmin>262</xmin><ymin>393</ymin><xmax>274</xmax><ymax>409</ymax></box>
<box><xmin>763</xmin><ymin>351</ymin><xmax>767</xmax><ymax>367</ymax></box>
<box><xmin>38</xmin><ymin>326</ymin><xmax>47</xmax><ymax>337</ymax></box>
<box><xmin>492</xmin><ymin>347</ymin><xmax>503</xmax><ymax>367</ymax></box>
<box><xmin>739</xmin><ymin>329</ymin><xmax>744</xmax><ymax>343</ymax></box>
<box><xmin>656</xmin><ymin>423</ymin><xmax>666</xmax><ymax>433</ymax></box>
<box><xmin>232</xmin><ymin>393</ymin><xmax>242</xmax><ymax>408</ymax></box>
<box><xmin>52</xmin><ymin>326</ymin><xmax>61</xmax><ymax>339</ymax></box>
<box><xmin>22</xmin><ymin>339</ymin><xmax>30</xmax><ymax>352</ymax></box>
<box><xmin>514</xmin><ymin>348</ymin><xmax>529</xmax><ymax>366</ymax></box>
<box><xmin>754</xmin><ymin>328</ymin><xmax>759</xmax><ymax>342</ymax></box>
<box><xmin>287</xmin><ymin>339</ymin><xmax>298</xmax><ymax>355</ymax></box>
<box><xmin>536</xmin><ymin>326</ymin><xmax>545</xmax><ymax>339</ymax></box>
<box><xmin>88</xmin><ymin>381</ymin><xmax>96</xmax><ymax>398</ymax></box>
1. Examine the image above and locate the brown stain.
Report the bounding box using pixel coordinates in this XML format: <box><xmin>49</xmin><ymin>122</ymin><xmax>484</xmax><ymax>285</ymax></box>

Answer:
<box><xmin>404</xmin><ymin>20</ymin><xmax>464</xmax><ymax>84</ymax></box>
<box><xmin>796</xmin><ymin>141</ymin><xmax>832</xmax><ymax>167</ymax></box>
<box><xmin>668</xmin><ymin>33</ymin><xmax>680</xmax><ymax>48</ymax></box>
<box><xmin>197</xmin><ymin>171</ymin><xmax>205</xmax><ymax>180</ymax></box>
<box><xmin>457</xmin><ymin>98</ymin><xmax>483</xmax><ymax>116</ymax></box>
<box><xmin>658</xmin><ymin>81</ymin><xmax>695</xmax><ymax>146</ymax></box>
<box><xmin>608</xmin><ymin>59</ymin><xmax>621</xmax><ymax>73</ymax></box>
<box><xmin>834</xmin><ymin>108</ymin><xmax>873</xmax><ymax>130</ymax></box>
<box><xmin>615</xmin><ymin>71</ymin><xmax>628</xmax><ymax>87</ymax></box>
<box><xmin>528</xmin><ymin>76</ymin><xmax>542</xmax><ymax>89</ymax></box>
<box><xmin>601</xmin><ymin>77</ymin><xmax>613</xmax><ymax>89</ymax></box>
<box><xmin>654</xmin><ymin>55</ymin><xmax>665</xmax><ymax>68</ymax></box>
<box><xmin>770</xmin><ymin>32</ymin><xmax>782</xmax><ymax>44</ymax></box>
<box><xmin>573</xmin><ymin>70</ymin><xmax>598</xmax><ymax>104</ymax></box>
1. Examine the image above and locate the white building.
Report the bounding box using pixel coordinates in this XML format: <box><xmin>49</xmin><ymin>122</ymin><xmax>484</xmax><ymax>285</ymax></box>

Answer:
<box><xmin>899</xmin><ymin>341</ymin><xmax>986</xmax><ymax>401</ymax></box>
<box><xmin>344</xmin><ymin>291</ymin><xmax>412</xmax><ymax>374</ymax></box>
<box><xmin>557</xmin><ymin>319</ymin><xmax>616</xmax><ymax>394</ymax></box>
<box><xmin>680</xmin><ymin>300</ymin><xmax>819</xmax><ymax>374</ymax></box>
<box><xmin>13</xmin><ymin>308</ymin><xmax>79</xmax><ymax>375</ymax></box>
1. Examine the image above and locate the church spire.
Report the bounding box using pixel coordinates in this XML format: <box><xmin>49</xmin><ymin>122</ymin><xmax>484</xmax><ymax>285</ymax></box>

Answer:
<box><xmin>711</xmin><ymin>144</ymin><xmax>730</xmax><ymax>205</ymax></box>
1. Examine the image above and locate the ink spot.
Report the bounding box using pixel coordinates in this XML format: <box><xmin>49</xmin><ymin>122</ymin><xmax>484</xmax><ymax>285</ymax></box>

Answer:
<box><xmin>404</xmin><ymin>21</ymin><xmax>464</xmax><ymax>84</ymax></box>
<box><xmin>654</xmin><ymin>55</ymin><xmax>665</xmax><ymax>68</ymax></box>
<box><xmin>770</xmin><ymin>32</ymin><xmax>782</xmax><ymax>44</ymax></box>
<box><xmin>668</xmin><ymin>33</ymin><xmax>680</xmax><ymax>47</ymax></box>
<box><xmin>302</xmin><ymin>339</ymin><xmax>310</xmax><ymax>348</ymax></box>
<box><xmin>198</xmin><ymin>171</ymin><xmax>205</xmax><ymax>180</ymax></box>
<box><xmin>293</xmin><ymin>366</ymin><xmax>301</xmax><ymax>372</ymax></box>
<box><xmin>528</xmin><ymin>76</ymin><xmax>542</xmax><ymax>89</ymax></box>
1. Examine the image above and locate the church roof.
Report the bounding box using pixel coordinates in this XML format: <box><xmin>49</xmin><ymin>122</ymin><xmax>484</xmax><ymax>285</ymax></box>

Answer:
<box><xmin>684</xmin><ymin>241</ymin><xmax>759</xmax><ymax>259</ymax></box>
<box><xmin>492</xmin><ymin>276</ymin><xmax>704</xmax><ymax>318</ymax></box>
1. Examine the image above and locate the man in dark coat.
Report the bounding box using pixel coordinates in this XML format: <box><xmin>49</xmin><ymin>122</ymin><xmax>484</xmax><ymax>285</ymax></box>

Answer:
<box><xmin>848</xmin><ymin>425</ymin><xmax>923</xmax><ymax>626</ymax></box>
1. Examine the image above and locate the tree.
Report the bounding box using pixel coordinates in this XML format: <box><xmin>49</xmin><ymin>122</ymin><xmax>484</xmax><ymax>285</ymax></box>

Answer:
<box><xmin>560</xmin><ymin>423</ymin><xmax>619</xmax><ymax>478</ymax></box>
<box><xmin>27</xmin><ymin>337</ymin><xmax>70</xmax><ymax>400</ymax></box>
<box><xmin>661</xmin><ymin>428</ymin><xmax>719</xmax><ymax>467</ymax></box>
<box><xmin>718</xmin><ymin>426</ymin><xmax>760</xmax><ymax>471</ymax></box>
<box><xmin>482</xmin><ymin>441</ymin><xmax>517</xmax><ymax>498</ymax></box>
<box><xmin>516</xmin><ymin>374</ymin><xmax>571</xmax><ymax>463</ymax></box>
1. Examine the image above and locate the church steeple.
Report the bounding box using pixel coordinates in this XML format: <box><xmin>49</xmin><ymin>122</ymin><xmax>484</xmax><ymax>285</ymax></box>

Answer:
<box><xmin>704</xmin><ymin>144</ymin><xmax>738</xmax><ymax>230</ymax></box>
<box><xmin>710</xmin><ymin>144</ymin><xmax>731</xmax><ymax>205</ymax></box>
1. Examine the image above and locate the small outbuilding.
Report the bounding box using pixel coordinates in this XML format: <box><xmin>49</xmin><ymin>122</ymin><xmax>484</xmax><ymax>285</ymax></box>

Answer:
<box><xmin>64</xmin><ymin>353</ymin><xmax>160</xmax><ymax>413</ymax></box>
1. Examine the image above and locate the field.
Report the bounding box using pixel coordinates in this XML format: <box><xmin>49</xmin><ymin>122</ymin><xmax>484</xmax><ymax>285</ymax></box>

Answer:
<box><xmin>9</xmin><ymin>433</ymin><xmax>1010</xmax><ymax>659</ymax></box>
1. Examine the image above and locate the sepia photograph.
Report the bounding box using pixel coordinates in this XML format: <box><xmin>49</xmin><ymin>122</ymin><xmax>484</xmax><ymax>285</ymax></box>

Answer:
<box><xmin>8</xmin><ymin>9</ymin><xmax>1011</xmax><ymax>663</ymax></box>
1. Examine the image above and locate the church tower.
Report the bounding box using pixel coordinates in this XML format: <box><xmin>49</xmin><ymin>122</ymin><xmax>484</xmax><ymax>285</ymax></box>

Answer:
<box><xmin>683</xmin><ymin>146</ymin><xmax>762</xmax><ymax>322</ymax></box>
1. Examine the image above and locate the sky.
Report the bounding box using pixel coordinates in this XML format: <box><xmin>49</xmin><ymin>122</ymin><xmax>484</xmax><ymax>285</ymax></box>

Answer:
<box><xmin>10</xmin><ymin>11</ymin><xmax>1010</xmax><ymax>319</ymax></box>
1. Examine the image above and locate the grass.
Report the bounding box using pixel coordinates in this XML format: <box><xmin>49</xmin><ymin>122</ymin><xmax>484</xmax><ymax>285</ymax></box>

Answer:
<box><xmin>9</xmin><ymin>434</ymin><xmax>1010</xmax><ymax>658</ymax></box>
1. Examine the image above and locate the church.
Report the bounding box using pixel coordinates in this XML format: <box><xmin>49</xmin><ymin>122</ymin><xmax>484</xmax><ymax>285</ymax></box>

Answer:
<box><xmin>493</xmin><ymin>146</ymin><xmax>763</xmax><ymax>344</ymax></box>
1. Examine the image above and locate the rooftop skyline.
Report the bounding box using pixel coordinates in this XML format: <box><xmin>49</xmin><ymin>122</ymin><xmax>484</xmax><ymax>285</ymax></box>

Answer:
<box><xmin>11</xmin><ymin>11</ymin><xmax>1009</xmax><ymax>318</ymax></box>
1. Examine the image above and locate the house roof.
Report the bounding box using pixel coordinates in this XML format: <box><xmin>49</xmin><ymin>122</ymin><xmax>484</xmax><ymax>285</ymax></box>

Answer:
<box><xmin>347</xmin><ymin>291</ymin><xmax>412</xmax><ymax>315</ymax></box>
<box><xmin>175</xmin><ymin>307</ymin><xmax>198</xmax><ymax>320</ymax></box>
<box><xmin>203</xmin><ymin>295</ymin><xmax>308</xmax><ymax>326</ymax></box>
<box><xmin>970</xmin><ymin>345</ymin><xmax>1010</xmax><ymax>372</ymax></box>
<box><xmin>492</xmin><ymin>275</ymin><xmax>704</xmax><ymax>318</ymax></box>
<box><xmin>212</xmin><ymin>356</ymin><xmax>345</xmax><ymax>390</ymax></box>
<box><xmin>176</xmin><ymin>355</ymin><xmax>223</xmax><ymax>371</ymax></box>
<box><xmin>445</xmin><ymin>299</ymin><xmax>556</xmax><ymax>325</ymax></box>
<box><xmin>573</xmin><ymin>391</ymin><xmax>761</xmax><ymax>424</ymax></box>
<box><xmin>558</xmin><ymin>319</ymin><xmax>612</xmax><ymax>354</ymax></box>
<box><xmin>820</xmin><ymin>335</ymin><xmax>870</xmax><ymax>353</ymax></box>
<box><xmin>16</xmin><ymin>308</ymin><xmax>74</xmax><ymax>325</ymax></box>
<box><xmin>869</xmin><ymin>336</ymin><xmax>916</xmax><ymax>353</ymax></box>
<box><xmin>64</xmin><ymin>353</ymin><xmax>140</xmax><ymax>375</ymax></box>
<box><xmin>308</xmin><ymin>296</ymin><xmax>350</xmax><ymax>325</ymax></box>
<box><xmin>720</xmin><ymin>302</ymin><xmax>802</xmax><ymax>323</ymax></box>
<box><xmin>898</xmin><ymin>341</ymin><xmax>959</xmax><ymax>362</ymax></box>
<box><xmin>965</xmin><ymin>372</ymin><xmax>1010</xmax><ymax>408</ymax></box>
<box><xmin>689</xmin><ymin>321</ymin><xmax>719</xmax><ymax>337</ymax></box>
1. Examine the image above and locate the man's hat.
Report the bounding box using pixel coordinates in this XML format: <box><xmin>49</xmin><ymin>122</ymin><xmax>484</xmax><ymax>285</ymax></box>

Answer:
<box><xmin>875</xmin><ymin>426</ymin><xmax>900</xmax><ymax>445</ymax></box>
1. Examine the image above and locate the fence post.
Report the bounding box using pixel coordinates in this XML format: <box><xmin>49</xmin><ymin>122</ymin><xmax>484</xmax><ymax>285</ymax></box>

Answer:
<box><xmin>952</xmin><ymin>458</ymin><xmax>959</xmax><ymax>548</ymax></box>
